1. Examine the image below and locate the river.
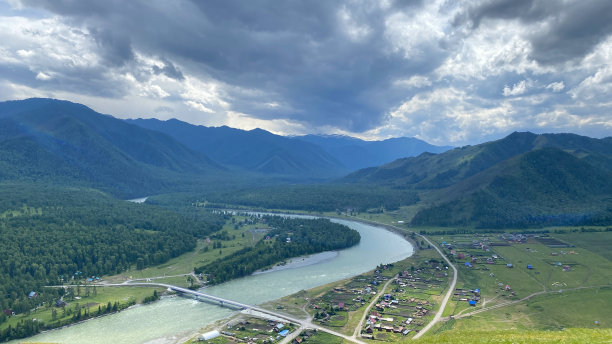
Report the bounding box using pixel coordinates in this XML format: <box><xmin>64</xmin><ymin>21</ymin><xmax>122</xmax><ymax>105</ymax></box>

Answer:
<box><xmin>16</xmin><ymin>218</ymin><xmax>413</xmax><ymax>344</ymax></box>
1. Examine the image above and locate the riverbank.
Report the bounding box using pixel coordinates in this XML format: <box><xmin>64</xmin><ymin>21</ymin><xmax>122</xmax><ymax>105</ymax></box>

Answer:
<box><xmin>16</xmin><ymin>212</ymin><xmax>414</xmax><ymax>344</ymax></box>
<box><xmin>253</xmin><ymin>251</ymin><xmax>339</xmax><ymax>275</ymax></box>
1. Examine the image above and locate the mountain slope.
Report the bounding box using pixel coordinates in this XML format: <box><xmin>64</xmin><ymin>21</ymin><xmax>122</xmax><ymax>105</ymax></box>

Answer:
<box><xmin>126</xmin><ymin>118</ymin><xmax>347</xmax><ymax>178</ymax></box>
<box><xmin>0</xmin><ymin>98</ymin><xmax>223</xmax><ymax>197</ymax></box>
<box><xmin>412</xmin><ymin>148</ymin><xmax>612</xmax><ymax>228</ymax></box>
<box><xmin>343</xmin><ymin>132</ymin><xmax>612</xmax><ymax>228</ymax></box>
<box><xmin>345</xmin><ymin>132</ymin><xmax>612</xmax><ymax>189</ymax></box>
<box><xmin>298</xmin><ymin>134</ymin><xmax>452</xmax><ymax>170</ymax></box>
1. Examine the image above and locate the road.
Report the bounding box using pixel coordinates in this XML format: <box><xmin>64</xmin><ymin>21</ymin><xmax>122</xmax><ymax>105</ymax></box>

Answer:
<box><xmin>351</xmin><ymin>274</ymin><xmax>397</xmax><ymax>339</ymax></box>
<box><xmin>342</xmin><ymin>216</ymin><xmax>458</xmax><ymax>340</ymax></box>
<box><xmin>411</xmin><ymin>234</ymin><xmax>457</xmax><ymax>339</ymax></box>
<box><xmin>453</xmin><ymin>284</ymin><xmax>612</xmax><ymax>319</ymax></box>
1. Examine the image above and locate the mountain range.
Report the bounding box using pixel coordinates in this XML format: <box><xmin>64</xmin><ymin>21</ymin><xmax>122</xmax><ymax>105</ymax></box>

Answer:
<box><xmin>345</xmin><ymin>132</ymin><xmax>612</xmax><ymax>228</ymax></box>
<box><xmin>126</xmin><ymin>118</ymin><xmax>451</xmax><ymax>176</ymax></box>
<box><xmin>1</xmin><ymin>98</ymin><xmax>609</xmax><ymax>228</ymax></box>
<box><xmin>0</xmin><ymin>98</ymin><xmax>449</xmax><ymax>196</ymax></box>
<box><xmin>298</xmin><ymin>134</ymin><xmax>452</xmax><ymax>170</ymax></box>
<box><xmin>0</xmin><ymin>98</ymin><xmax>223</xmax><ymax>197</ymax></box>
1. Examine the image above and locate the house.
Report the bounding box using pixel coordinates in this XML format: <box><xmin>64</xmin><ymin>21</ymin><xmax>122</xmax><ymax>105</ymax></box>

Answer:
<box><xmin>402</xmin><ymin>329</ymin><xmax>412</xmax><ymax>335</ymax></box>
<box><xmin>55</xmin><ymin>299</ymin><xmax>67</xmax><ymax>307</ymax></box>
<box><xmin>337</xmin><ymin>302</ymin><xmax>345</xmax><ymax>310</ymax></box>
<box><xmin>563</xmin><ymin>265</ymin><xmax>571</xmax><ymax>271</ymax></box>
<box><xmin>527</xmin><ymin>264</ymin><xmax>534</xmax><ymax>269</ymax></box>
<box><xmin>506</xmin><ymin>263</ymin><xmax>513</xmax><ymax>268</ymax></box>
<box><xmin>457</xmin><ymin>253</ymin><xmax>465</xmax><ymax>259</ymax></box>
<box><xmin>293</xmin><ymin>337</ymin><xmax>303</xmax><ymax>344</ymax></box>
<box><xmin>468</xmin><ymin>300</ymin><xmax>476</xmax><ymax>306</ymax></box>
<box><xmin>279</xmin><ymin>329</ymin><xmax>290</xmax><ymax>337</ymax></box>
<box><xmin>28</xmin><ymin>291</ymin><xmax>37</xmax><ymax>299</ymax></box>
<box><xmin>465</xmin><ymin>262</ymin><xmax>472</xmax><ymax>268</ymax></box>
<box><xmin>3</xmin><ymin>309</ymin><xmax>14</xmax><ymax>316</ymax></box>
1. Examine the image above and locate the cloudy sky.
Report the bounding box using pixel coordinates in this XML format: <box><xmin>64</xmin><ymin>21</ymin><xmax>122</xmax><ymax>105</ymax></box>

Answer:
<box><xmin>1</xmin><ymin>0</ymin><xmax>611</xmax><ymax>145</ymax></box>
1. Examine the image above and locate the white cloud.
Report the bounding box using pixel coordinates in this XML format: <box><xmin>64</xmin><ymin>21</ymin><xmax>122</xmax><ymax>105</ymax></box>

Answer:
<box><xmin>35</xmin><ymin>71</ymin><xmax>52</xmax><ymax>80</ymax></box>
<box><xmin>384</xmin><ymin>1</ymin><xmax>446</xmax><ymax>59</ymax></box>
<box><xmin>185</xmin><ymin>100</ymin><xmax>215</xmax><ymax>113</ymax></box>
<box><xmin>393</xmin><ymin>75</ymin><xmax>432</xmax><ymax>89</ymax></box>
<box><xmin>545</xmin><ymin>81</ymin><xmax>565</xmax><ymax>92</ymax></box>
<box><xmin>503</xmin><ymin>80</ymin><xmax>528</xmax><ymax>97</ymax></box>
<box><xmin>16</xmin><ymin>49</ymin><xmax>34</xmax><ymax>58</ymax></box>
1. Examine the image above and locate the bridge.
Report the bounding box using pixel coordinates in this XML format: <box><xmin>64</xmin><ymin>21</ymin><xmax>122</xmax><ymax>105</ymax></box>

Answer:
<box><xmin>101</xmin><ymin>282</ymin><xmax>367</xmax><ymax>344</ymax></box>
<box><xmin>108</xmin><ymin>282</ymin><xmax>306</xmax><ymax>324</ymax></box>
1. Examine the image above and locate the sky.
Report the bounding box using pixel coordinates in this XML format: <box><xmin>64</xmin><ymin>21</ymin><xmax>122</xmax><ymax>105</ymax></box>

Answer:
<box><xmin>0</xmin><ymin>0</ymin><xmax>611</xmax><ymax>145</ymax></box>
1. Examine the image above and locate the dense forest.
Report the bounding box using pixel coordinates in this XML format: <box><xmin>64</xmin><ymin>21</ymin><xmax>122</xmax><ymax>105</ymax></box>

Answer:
<box><xmin>0</xmin><ymin>183</ymin><xmax>224</xmax><ymax>328</ymax></box>
<box><xmin>149</xmin><ymin>184</ymin><xmax>419</xmax><ymax>213</ymax></box>
<box><xmin>195</xmin><ymin>216</ymin><xmax>360</xmax><ymax>284</ymax></box>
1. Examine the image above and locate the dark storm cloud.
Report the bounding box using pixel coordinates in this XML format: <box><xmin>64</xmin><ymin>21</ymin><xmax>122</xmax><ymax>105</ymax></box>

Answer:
<box><xmin>89</xmin><ymin>28</ymin><xmax>134</xmax><ymax>67</ymax></box>
<box><xmin>456</xmin><ymin>0</ymin><xmax>612</xmax><ymax>65</ymax></box>
<box><xmin>152</xmin><ymin>58</ymin><xmax>184</xmax><ymax>81</ymax></box>
<box><xmin>19</xmin><ymin>0</ymin><xmax>445</xmax><ymax>132</ymax></box>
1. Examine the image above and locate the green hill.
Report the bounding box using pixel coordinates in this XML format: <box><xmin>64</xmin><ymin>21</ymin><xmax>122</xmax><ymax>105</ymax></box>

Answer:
<box><xmin>344</xmin><ymin>132</ymin><xmax>612</xmax><ymax>228</ymax></box>
<box><xmin>0</xmin><ymin>98</ymin><xmax>224</xmax><ymax>197</ymax></box>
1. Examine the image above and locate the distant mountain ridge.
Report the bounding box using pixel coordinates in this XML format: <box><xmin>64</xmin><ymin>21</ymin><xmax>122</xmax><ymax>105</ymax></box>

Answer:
<box><xmin>344</xmin><ymin>131</ymin><xmax>612</xmax><ymax>228</ymax></box>
<box><xmin>127</xmin><ymin>118</ymin><xmax>451</xmax><ymax>176</ymax></box>
<box><xmin>126</xmin><ymin>118</ymin><xmax>348</xmax><ymax>178</ymax></box>
<box><xmin>0</xmin><ymin>98</ymin><xmax>223</xmax><ymax>197</ymax></box>
<box><xmin>297</xmin><ymin>134</ymin><xmax>452</xmax><ymax>170</ymax></box>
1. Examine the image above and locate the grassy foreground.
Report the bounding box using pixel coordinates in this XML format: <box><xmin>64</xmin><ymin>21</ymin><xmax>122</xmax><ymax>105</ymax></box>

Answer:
<box><xmin>413</xmin><ymin>328</ymin><xmax>612</xmax><ymax>343</ymax></box>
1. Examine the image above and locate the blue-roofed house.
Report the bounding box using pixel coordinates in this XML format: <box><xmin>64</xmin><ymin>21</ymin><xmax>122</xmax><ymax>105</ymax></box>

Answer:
<box><xmin>279</xmin><ymin>329</ymin><xmax>289</xmax><ymax>337</ymax></box>
<box><xmin>527</xmin><ymin>264</ymin><xmax>533</xmax><ymax>269</ymax></box>
<box><xmin>468</xmin><ymin>300</ymin><xmax>476</xmax><ymax>306</ymax></box>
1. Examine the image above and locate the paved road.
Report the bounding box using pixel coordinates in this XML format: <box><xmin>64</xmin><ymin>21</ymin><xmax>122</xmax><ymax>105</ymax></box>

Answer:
<box><xmin>76</xmin><ymin>282</ymin><xmax>366</xmax><ymax>344</ymax></box>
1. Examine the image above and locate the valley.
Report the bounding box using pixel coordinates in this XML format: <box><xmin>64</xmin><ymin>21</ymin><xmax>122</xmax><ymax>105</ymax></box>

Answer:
<box><xmin>0</xmin><ymin>99</ymin><xmax>610</xmax><ymax>343</ymax></box>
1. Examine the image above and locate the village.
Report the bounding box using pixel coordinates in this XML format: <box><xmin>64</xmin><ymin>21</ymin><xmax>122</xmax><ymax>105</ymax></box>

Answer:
<box><xmin>194</xmin><ymin>317</ymin><xmax>298</xmax><ymax>343</ymax></box>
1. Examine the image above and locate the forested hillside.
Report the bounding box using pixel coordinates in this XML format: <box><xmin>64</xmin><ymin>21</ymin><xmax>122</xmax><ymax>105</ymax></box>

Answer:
<box><xmin>196</xmin><ymin>216</ymin><xmax>360</xmax><ymax>284</ymax></box>
<box><xmin>127</xmin><ymin>118</ymin><xmax>347</xmax><ymax>178</ymax></box>
<box><xmin>0</xmin><ymin>183</ymin><xmax>224</xmax><ymax>322</ymax></box>
<box><xmin>344</xmin><ymin>132</ymin><xmax>612</xmax><ymax>228</ymax></box>
<box><xmin>0</xmin><ymin>99</ymin><xmax>224</xmax><ymax>198</ymax></box>
<box><xmin>148</xmin><ymin>184</ymin><xmax>419</xmax><ymax>213</ymax></box>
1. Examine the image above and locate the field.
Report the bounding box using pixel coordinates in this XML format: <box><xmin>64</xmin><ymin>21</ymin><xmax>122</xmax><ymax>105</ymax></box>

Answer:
<box><xmin>105</xmin><ymin>214</ymin><xmax>270</xmax><ymax>284</ymax></box>
<box><xmin>425</xmin><ymin>230</ymin><xmax>612</xmax><ymax>338</ymax></box>
<box><xmin>1</xmin><ymin>286</ymin><xmax>163</xmax><ymax>333</ymax></box>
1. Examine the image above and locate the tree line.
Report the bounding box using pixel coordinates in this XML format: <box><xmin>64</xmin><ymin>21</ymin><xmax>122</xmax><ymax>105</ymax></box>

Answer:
<box><xmin>0</xmin><ymin>183</ymin><xmax>224</xmax><ymax>331</ymax></box>
<box><xmin>195</xmin><ymin>216</ymin><xmax>360</xmax><ymax>284</ymax></box>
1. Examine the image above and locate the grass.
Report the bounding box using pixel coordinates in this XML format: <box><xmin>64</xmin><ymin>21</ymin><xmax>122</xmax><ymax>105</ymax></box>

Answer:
<box><xmin>299</xmin><ymin>331</ymin><xmax>346</xmax><ymax>344</ymax></box>
<box><xmin>411</xmin><ymin>328</ymin><xmax>612</xmax><ymax>343</ymax></box>
<box><xmin>105</xmin><ymin>216</ymin><xmax>266</xmax><ymax>282</ymax></box>
<box><xmin>557</xmin><ymin>231</ymin><xmax>612</xmax><ymax>262</ymax></box>
<box><xmin>0</xmin><ymin>286</ymin><xmax>163</xmax><ymax>332</ymax></box>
